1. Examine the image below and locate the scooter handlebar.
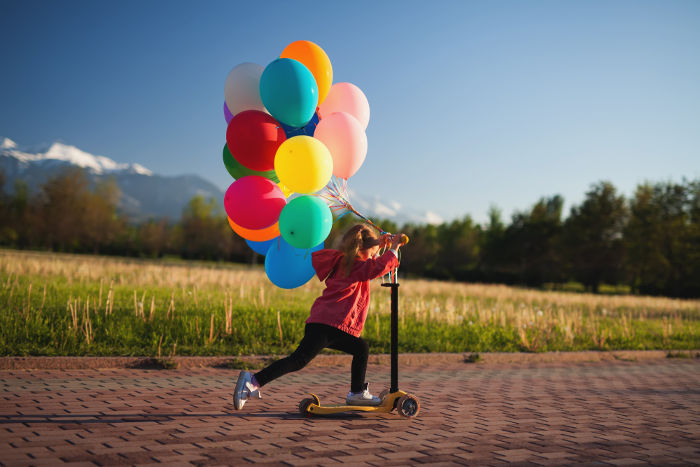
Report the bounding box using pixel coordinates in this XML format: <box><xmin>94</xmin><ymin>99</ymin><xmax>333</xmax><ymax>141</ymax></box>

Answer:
<box><xmin>383</xmin><ymin>233</ymin><xmax>410</xmax><ymax>247</ymax></box>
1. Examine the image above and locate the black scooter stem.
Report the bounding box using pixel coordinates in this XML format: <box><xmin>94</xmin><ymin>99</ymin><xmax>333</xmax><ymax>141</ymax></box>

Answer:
<box><xmin>381</xmin><ymin>282</ymin><xmax>400</xmax><ymax>393</ymax></box>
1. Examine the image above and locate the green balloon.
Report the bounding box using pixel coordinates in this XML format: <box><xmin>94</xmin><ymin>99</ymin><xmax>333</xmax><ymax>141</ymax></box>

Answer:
<box><xmin>222</xmin><ymin>144</ymin><xmax>279</xmax><ymax>183</ymax></box>
<box><xmin>279</xmin><ymin>195</ymin><xmax>332</xmax><ymax>250</ymax></box>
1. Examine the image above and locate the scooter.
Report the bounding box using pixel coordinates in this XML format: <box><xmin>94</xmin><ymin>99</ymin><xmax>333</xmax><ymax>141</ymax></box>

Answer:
<box><xmin>298</xmin><ymin>245</ymin><xmax>420</xmax><ymax>418</ymax></box>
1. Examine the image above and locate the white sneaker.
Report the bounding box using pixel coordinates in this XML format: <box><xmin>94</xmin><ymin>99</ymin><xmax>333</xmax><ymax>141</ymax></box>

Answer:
<box><xmin>233</xmin><ymin>371</ymin><xmax>261</xmax><ymax>410</ymax></box>
<box><xmin>346</xmin><ymin>383</ymin><xmax>381</xmax><ymax>406</ymax></box>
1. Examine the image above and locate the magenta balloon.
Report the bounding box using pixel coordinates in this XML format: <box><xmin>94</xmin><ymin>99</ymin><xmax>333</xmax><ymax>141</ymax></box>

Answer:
<box><xmin>313</xmin><ymin>111</ymin><xmax>367</xmax><ymax>179</ymax></box>
<box><xmin>224</xmin><ymin>101</ymin><xmax>234</xmax><ymax>124</ymax></box>
<box><xmin>318</xmin><ymin>82</ymin><xmax>370</xmax><ymax>130</ymax></box>
<box><xmin>224</xmin><ymin>176</ymin><xmax>286</xmax><ymax>230</ymax></box>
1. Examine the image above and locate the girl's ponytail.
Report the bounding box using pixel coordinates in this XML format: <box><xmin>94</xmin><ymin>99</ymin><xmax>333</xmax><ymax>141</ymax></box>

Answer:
<box><xmin>340</xmin><ymin>224</ymin><xmax>380</xmax><ymax>276</ymax></box>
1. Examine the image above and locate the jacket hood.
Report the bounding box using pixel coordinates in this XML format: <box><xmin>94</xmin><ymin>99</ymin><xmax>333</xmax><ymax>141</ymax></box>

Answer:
<box><xmin>311</xmin><ymin>249</ymin><xmax>344</xmax><ymax>281</ymax></box>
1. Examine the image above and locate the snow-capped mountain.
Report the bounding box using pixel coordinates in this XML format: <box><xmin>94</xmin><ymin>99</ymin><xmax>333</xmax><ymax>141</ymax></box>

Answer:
<box><xmin>0</xmin><ymin>137</ymin><xmax>223</xmax><ymax>221</ymax></box>
<box><xmin>0</xmin><ymin>137</ymin><xmax>443</xmax><ymax>225</ymax></box>
<box><xmin>1</xmin><ymin>138</ymin><xmax>151</xmax><ymax>175</ymax></box>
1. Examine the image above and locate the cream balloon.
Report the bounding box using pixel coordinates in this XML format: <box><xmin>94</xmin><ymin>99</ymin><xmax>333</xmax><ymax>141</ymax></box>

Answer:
<box><xmin>318</xmin><ymin>82</ymin><xmax>370</xmax><ymax>130</ymax></box>
<box><xmin>313</xmin><ymin>111</ymin><xmax>367</xmax><ymax>179</ymax></box>
<box><xmin>224</xmin><ymin>62</ymin><xmax>267</xmax><ymax>116</ymax></box>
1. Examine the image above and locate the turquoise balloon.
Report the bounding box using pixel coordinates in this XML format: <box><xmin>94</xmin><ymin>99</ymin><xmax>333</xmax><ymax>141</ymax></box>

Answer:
<box><xmin>260</xmin><ymin>58</ymin><xmax>318</xmax><ymax>128</ymax></box>
<box><xmin>265</xmin><ymin>238</ymin><xmax>324</xmax><ymax>289</ymax></box>
<box><xmin>279</xmin><ymin>195</ymin><xmax>333</xmax><ymax>249</ymax></box>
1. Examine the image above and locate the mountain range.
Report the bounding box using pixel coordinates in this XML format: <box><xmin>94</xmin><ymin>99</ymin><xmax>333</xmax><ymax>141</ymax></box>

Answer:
<box><xmin>0</xmin><ymin>137</ymin><xmax>443</xmax><ymax>225</ymax></box>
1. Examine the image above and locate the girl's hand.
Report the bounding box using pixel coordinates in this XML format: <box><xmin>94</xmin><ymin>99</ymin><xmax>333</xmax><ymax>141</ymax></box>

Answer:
<box><xmin>390</xmin><ymin>234</ymin><xmax>404</xmax><ymax>250</ymax></box>
<box><xmin>379</xmin><ymin>233</ymin><xmax>391</xmax><ymax>249</ymax></box>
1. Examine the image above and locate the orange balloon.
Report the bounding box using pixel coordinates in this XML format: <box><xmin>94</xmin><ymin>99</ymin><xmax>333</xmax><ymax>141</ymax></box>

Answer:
<box><xmin>281</xmin><ymin>40</ymin><xmax>333</xmax><ymax>105</ymax></box>
<box><xmin>227</xmin><ymin>217</ymin><xmax>280</xmax><ymax>241</ymax></box>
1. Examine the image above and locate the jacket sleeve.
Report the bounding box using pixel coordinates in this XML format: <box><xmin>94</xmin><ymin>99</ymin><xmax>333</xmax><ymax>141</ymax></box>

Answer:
<box><xmin>348</xmin><ymin>250</ymin><xmax>399</xmax><ymax>282</ymax></box>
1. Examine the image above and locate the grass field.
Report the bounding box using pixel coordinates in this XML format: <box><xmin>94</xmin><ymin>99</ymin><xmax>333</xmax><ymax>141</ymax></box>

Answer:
<box><xmin>1</xmin><ymin>249</ymin><xmax>698</xmax><ymax>357</ymax></box>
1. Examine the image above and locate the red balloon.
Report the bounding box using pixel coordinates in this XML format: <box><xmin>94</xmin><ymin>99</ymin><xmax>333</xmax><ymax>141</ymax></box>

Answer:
<box><xmin>226</xmin><ymin>110</ymin><xmax>286</xmax><ymax>172</ymax></box>
<box><xmin>224</xmin><ymin>176</ymin><xmax>286</xmax><ymax>230</ymax></box>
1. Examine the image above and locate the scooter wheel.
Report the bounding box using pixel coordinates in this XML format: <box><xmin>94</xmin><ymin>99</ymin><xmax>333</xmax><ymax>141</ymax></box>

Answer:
<box><xmin>299</xmin><ymin>398</ymin><xmax>314</xmax><ymax>416</ymax></box>
<box><xmin>396</xmin><ymin>394</ymin><xmax>420</xmax><ymax>418</ymax></box>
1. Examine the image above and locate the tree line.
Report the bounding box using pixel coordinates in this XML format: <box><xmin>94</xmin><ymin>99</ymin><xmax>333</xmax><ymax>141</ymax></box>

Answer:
<box><xmin>329</xmin><ymin>178</ymin><xmax>700</xmax><ymax>298</ymax></box>
<box><xmin>0</xmin><ymin>168</ymin><xmax>251</xmax><ymax>264</ymax></box>
<box><xmin>1</xmin><ymin>168</ymin><xmax>698</xmax><ymax>297</ymax></box>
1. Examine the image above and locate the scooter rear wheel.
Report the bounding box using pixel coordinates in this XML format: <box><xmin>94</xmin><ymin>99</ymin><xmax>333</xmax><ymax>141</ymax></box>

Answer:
<box><xmin>397</xmin><ymin>394</ymin><xmax>420</xmax><ymax>418</ymax></box>
<box><xmin>299</xmin><ymin>398</ymin><xmax>314</xmax><ymax>416</ymax></box>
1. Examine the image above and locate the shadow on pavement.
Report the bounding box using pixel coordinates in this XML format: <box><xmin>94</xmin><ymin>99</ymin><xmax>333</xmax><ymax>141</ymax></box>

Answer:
<box><xmin>0</xmin><ymin>410</ymin><xmax>367</xmax><ymax>424</ymax></box>
<box><xmin>0</xmin><ymin>412</ymin><xmax>298</xmax><ymax>423</ymax></box>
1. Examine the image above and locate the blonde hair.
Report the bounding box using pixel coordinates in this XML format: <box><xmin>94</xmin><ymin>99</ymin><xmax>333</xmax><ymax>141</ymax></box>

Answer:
<box><xmin>340</xmin><ymin>224</ymin><xmax>381</xmax><ymax>276</ymax></box>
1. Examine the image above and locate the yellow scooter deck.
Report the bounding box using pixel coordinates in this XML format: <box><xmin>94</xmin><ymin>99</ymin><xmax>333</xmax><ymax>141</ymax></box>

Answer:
<box><xmin>301</xmin><ymin>391</ymin><xmax>409</xmax><ymax>415</ymax></box>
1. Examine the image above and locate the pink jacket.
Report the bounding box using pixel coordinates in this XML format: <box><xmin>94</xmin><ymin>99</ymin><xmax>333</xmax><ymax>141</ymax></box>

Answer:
<box><xmin>306</xmin><ymin>249</ymin><xmax>399</xmax><ymax>337</ymax></box>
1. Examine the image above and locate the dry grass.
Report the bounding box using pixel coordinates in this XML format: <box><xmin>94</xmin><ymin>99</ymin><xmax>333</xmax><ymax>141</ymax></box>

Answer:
<box><xmin>1</xmin><ymin>249</ymin><xmax>698</xmax><ymax>355</ymax></box>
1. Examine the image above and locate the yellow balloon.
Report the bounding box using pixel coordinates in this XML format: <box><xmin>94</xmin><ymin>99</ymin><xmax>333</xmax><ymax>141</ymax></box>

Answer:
<box><xmin>274</xmin><ymin>136</ymin><xmax>333</xmax><ymax>194</ymax></box>
<box><xmin>277</xmin><ymin>182</ymin><xmax>294</xmax><ymax>198</ymax></box>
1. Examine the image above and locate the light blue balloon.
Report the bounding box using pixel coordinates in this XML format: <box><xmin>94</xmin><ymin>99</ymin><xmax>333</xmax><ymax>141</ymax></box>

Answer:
<box><xmin>260</xmin><ymin>58</ymin><xmax>318</xmax><ymax>128</ymax></box>
<box><xmin>265</xmin><ymin>238</ymin><xmax>324</xmax><ymax>289</ymax></box>
<box><xmin>246</xmin><ymin>237</ymin><xmax>278</xmax><ymax>256</ymax></box>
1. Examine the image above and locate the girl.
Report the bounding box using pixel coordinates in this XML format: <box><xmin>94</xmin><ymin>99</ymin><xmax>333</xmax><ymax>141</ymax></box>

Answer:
<box><xmin>234</xmin><ymin>223</ymin><xmax>404</xmax><ymax>410</ymax></box>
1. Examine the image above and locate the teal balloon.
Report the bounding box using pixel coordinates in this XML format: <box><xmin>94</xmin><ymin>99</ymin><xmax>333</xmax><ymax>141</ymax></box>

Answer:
<box><xmin>265</xmin><ymin>238</ymin><xmax>324</xmax><ymax>289</ymax></box>
<box><xmin>260</xmin><ymin>58</ymin><xmax>318</xmax><ymax>128</ymax></box>
<box><xmin>279</xmin><ymin>195</ymin><xmax>332</xmax><ymax>249</ymax></box>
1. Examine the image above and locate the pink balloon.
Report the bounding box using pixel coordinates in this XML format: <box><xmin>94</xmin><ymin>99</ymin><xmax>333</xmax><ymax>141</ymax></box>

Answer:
<box><xmin>224</xmin><ymin>176</ymin><xmax>286</xmax><ymax>230</ymax></box>
<box><xmin>224</xmin><ymin>101</ymin><xmax>234</xmax><ymax>124</ymax></box>
<box><xmin>318</xmin><ymin>82</ymin><xmax>370</xmax><ymax>130</ymax></box>
<box><xmin>314</xmin><ymin>112</ymin><xmax>367</xmax><ymax>179</ymax></box>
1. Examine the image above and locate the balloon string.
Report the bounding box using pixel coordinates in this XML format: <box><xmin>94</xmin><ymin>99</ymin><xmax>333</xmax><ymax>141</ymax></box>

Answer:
<box><xmin>316</xmin><ymin>175</ymin><xmax>402</xmax><ymax>283</ymax></box>
<box><xmin>316</xmin><ymin>175</ymin><xmax>389</xmax><ymax>235</ymax></box>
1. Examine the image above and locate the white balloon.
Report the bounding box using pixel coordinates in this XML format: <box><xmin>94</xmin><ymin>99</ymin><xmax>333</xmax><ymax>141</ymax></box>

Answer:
<box><xmin>224</xmin><ymin>62</ymin><xmax>267</xmax><ymax>117</ymax></box>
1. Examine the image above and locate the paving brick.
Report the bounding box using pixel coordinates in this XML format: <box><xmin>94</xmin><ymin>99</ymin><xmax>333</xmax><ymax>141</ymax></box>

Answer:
<box><xmin>0</xmin><ymin>360</ymin><xmax>699</xmax><ymax>465</ymax></box>
<box><xmin>605</xmin><ymin>458</ymin><xmax>649</xmax><ymax>466</ymax></box>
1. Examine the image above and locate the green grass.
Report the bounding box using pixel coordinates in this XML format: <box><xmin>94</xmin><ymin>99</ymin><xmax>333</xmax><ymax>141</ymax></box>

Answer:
<box><xmin>1</xmin><ymin>249</ymin><xmax>698</xmax><ymax>357</ymax></box>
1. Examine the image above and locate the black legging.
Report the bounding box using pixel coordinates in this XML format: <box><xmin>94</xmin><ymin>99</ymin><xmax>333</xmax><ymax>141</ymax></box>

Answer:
<box><xmin>254</xmin><ymin>323</ymin><xmax>369</xmax><ymax>393</ymax></box>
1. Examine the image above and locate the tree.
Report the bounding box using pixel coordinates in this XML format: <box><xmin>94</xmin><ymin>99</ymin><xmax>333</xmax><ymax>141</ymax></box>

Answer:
<box><xmin>499</xmin><ymin>196</ymin><xmax>565</xmax><ymax>285</ymax></box>
<box><xmin>82</xmin><ymin>177</ymin><xmax>125</xmax><ymax>253</ymax></box>
<box><xmin>564</xmin><ymin>182</ymin><xmax>627</xmax><ymax>292</ymax></box>
<box><xmin>686</xmin><ymin>180</ymin><xmax>700</xmax><ymax>297</ymax></box>
<box><xmin>0</xmin><ymin>171</ymin><xmax>13</xmax><ymax>245</ymax></box>
<box><xmin>400</xmin><ymin>223</ymin><xmax>439</xmax><ymax>277</ymax></box>
<box><xmin>39</xmin><ymin>168</ymin><xmax>92</xmax><ymax>251</ymax></box>
<box><xmin>625</xmin><ymin>180</ymin><xmax>700</xmax><ymax>297</ymax></box>
<box><xmin>180</xmin><ymin>195</ymin><xmax>248</xmax><ymax>261</ymax></box>
<box><xmin>136</xmin><ymin>219</ymin><xmax>171</xmax><ymax>258</ymax></box>
<box><xmin>434</xmin><ymin>216</ymin><xmax>480</xmax><ymax>280</ymax></box>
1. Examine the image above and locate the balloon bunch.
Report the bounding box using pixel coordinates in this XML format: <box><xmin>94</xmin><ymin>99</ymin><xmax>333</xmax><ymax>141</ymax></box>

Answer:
<box><xmin>222</xmin><ymin>40</ymin><xmax>371</xmax><ymax>289</ymax></box>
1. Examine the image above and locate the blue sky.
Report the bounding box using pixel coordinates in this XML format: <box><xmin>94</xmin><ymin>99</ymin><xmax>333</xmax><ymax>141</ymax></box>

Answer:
<box><xmin>1</xmin><ymin>0</ymin><xmax>698</xmax><ymax>224</ymax></box>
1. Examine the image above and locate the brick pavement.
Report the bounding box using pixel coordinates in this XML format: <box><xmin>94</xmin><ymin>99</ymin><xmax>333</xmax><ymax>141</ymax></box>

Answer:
<box><xmin>1</xmin><ymin>359</ymin><xmax>699</xmax><ymax>466</ymax></box>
